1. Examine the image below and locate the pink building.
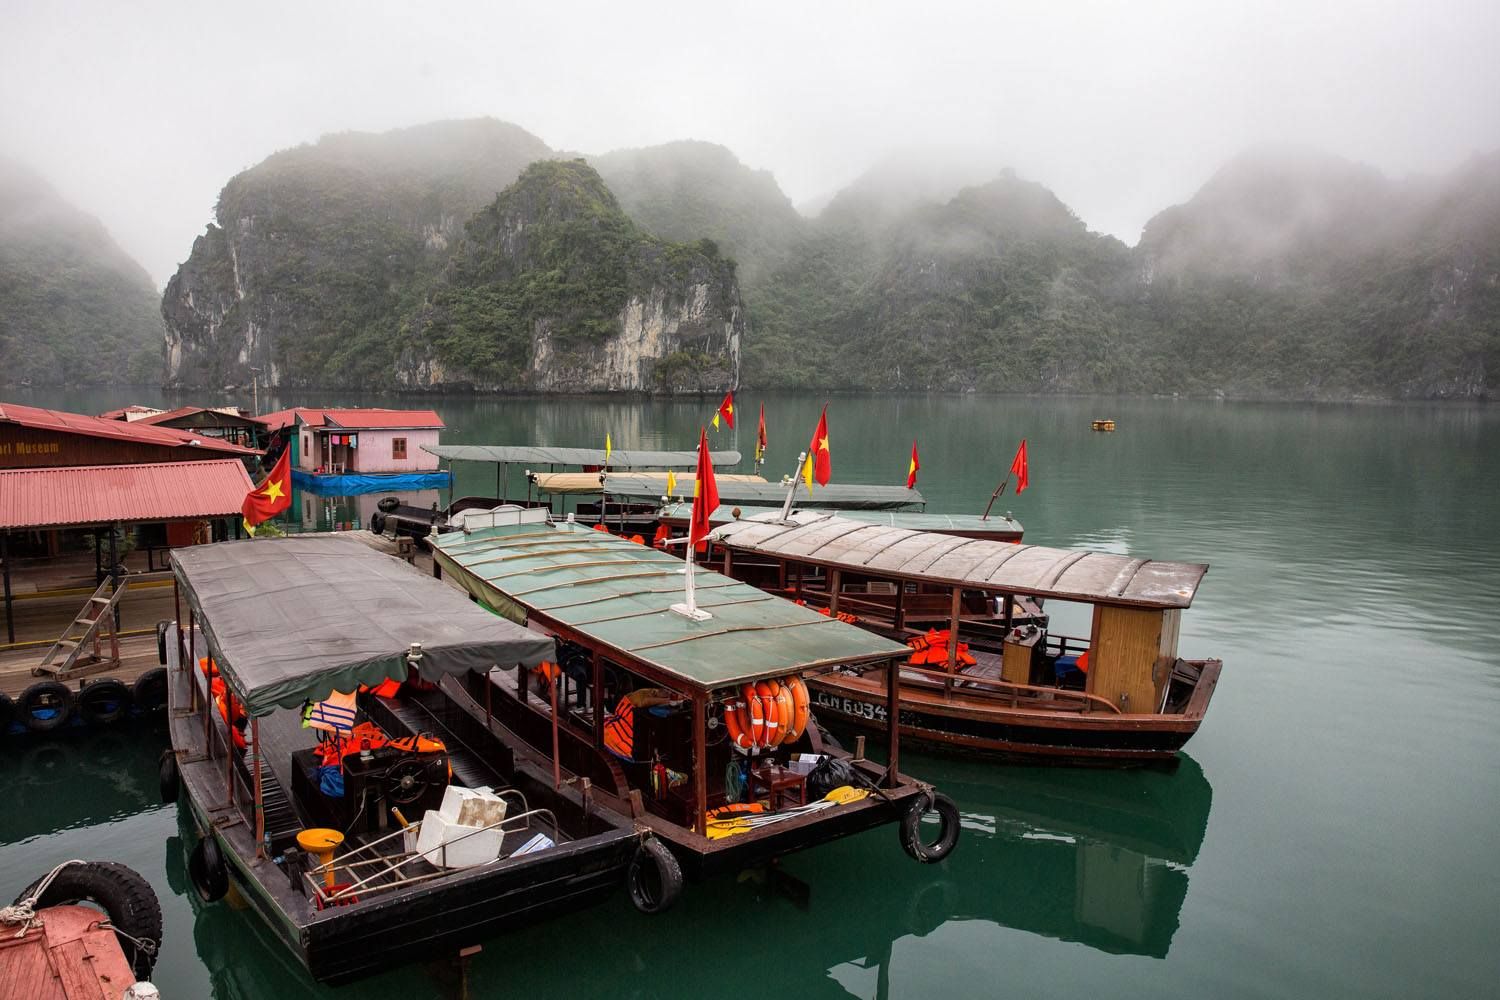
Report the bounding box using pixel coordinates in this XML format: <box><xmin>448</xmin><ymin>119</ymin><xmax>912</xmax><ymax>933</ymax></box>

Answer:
<box><xmin>256</xmin><ymin>408</ymin><xmax>444</xmax><ymax>475</ymax></box>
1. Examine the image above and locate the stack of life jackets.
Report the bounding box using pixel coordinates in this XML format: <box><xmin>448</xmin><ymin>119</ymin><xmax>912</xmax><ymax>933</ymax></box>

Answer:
<box><xmin>199</xmin><ymin>657</ymin><xmax>247</xmax><ymax>750</ymax></box>
<box><xmin>793</xmin><ymin>599</ymin><xmax>858</xmax><ymax>625</ymax></box>
<box><xmin>906</xmin><ymin>629</ymin><xmax>978</xmax><ymax>669</ymax></box>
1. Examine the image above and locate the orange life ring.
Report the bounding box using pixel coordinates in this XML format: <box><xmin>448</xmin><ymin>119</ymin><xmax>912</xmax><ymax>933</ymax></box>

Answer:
<box><xmin>741</xmin><ymin>683</ymin><xmax>766</xmax><ymax>748</ymax></box>
<box><xmin>756</xmin><ymin>680</ymin><xmax>782</xmax><ymax>748</ymax></box>
<box><xmin>786</xmin><ymin>676</ymin><xmax>810</xmax><ymax>742</ymax></box>
<box><xmin>773</xmin><ymin>686</ymin><xmax>794</xmax><ymax>747</ymax></box>
<box><xmin>723</xmin><ymin>698</ymin><xmax>752</xmax><ymax>749</ymax></box>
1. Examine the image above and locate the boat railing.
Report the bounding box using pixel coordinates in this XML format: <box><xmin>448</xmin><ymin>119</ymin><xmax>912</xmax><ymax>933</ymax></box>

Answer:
<box><xmin>306</xmin><ymin>805</ymin><xmax>565</xmax><ymax>905</ymax></box>
<box><xmin>897</xmin><ymin>664</ymin><xmax>1122</xmax><ymax>714</ymax></box>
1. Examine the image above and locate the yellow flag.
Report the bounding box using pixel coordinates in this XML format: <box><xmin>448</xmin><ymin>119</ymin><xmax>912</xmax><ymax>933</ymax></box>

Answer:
<box><xmin>605</xmin><ymin>432</ymin><xmax>612</xmax><ymax>465</ymax></box>
<box><xmin>711</xmin><ymin>412</ymin><xmax>720</xmax><ymax>431</ymax></box>
<box><xmin>666</xmin><ymin>469</ymin><xmax>678</xmax><ymax>497</ymax></box>
<box><xmin>802</xmin><ymin>452</ymin><xmax>813</xmax><ymax>488</ymax></box>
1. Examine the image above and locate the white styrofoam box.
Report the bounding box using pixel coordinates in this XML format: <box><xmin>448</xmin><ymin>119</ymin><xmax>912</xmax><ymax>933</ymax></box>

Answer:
<box><xmin>788</xmin><ymin>753</ymin><xmax>824</xmax><ymax>775</ymax></box>
<box><xmin>412</xmin><ymin>786</ymin><xmax>508</xmax><ymax>868</ymax></box>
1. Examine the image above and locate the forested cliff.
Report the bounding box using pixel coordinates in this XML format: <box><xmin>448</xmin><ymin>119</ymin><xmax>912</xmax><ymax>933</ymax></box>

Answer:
<box><xmin>156</xmin><ymin>121</ymin><xmax>1498</xmax><ymax>399</ymax></box>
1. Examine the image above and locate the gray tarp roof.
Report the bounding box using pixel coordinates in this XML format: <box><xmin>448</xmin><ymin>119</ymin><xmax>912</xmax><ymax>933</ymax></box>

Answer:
<box><xmin>603</xmin><ymin>476</ymin><xmax>925</xmax><ymax>510</ymax></box>
<box><xmin>658</xmin><ymin>503</ymin><xmax>1022</xmax><ymax>536</ymax></box>
<box><xmin>712</xmin><ymin>512</ymin><xmax>1209</xmax><ymax>609</ymax></box>
<box><xmin>424</xmin><ymin>444</ymin><xmax>742</xmax><ymax>468</ymax></box>
<box><xmin>172</xmin><ymin>534</ymin><xmax>555</xmax><ymax>717</ymax></box>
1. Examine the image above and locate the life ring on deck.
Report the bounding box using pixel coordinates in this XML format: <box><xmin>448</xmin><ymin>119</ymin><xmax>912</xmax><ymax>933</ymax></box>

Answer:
<box><xmin>627</xmin><ymin>837</ymin><xmax>683</xmax><ymax>914</ymax></box>
<box><xmin>132</xmin><ymin>668</ymin><xmax>169</xmax><ymax>713</ymax></box>
<box><xmin>188</xmin><ymin>835</ymin><xmax>229</xmax><ymax>902</ymax></box>
<box><xmin>18</xmin><ymin>681</ymin><xmax>72</xmax><ymax>732</ymax></box>
<box><xmin>740</xmin><ymin>684</ymin><xmax>767</xmax><ymax>747</ymax></box>
<box><xmin>14</xmin><ymin>860</ymin><xmax>163</xmax><ymax>981</ymax></box>
<box><xmin>0</xmin><ymin>692</ymin><xmax>14</xmax><ymax>734</ymax></box>
<box><xmin>159</xmin><ymin>750</ymin><xmax>180</xmax><ymax>804</ymax></box>
<box><xmin>900</xmin><ymin>791</ymin><xmax>961</xmax><ymax>864</ymax></box>
<box><xmin>723</xmin><ymin>698</ymin><xmax>752</xmax><ymax>749</ymax></box>
<box><xmin>78</xmin><ymin>678</ymin><xmax>132</xmax><ymax>725</ymax></box>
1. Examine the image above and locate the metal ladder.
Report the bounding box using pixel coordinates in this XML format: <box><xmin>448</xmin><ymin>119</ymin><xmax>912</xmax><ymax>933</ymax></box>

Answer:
<box><xmin>33</xmin><ymin>577</ymin><xmax>126</xmax><ymax>679</ymax></box>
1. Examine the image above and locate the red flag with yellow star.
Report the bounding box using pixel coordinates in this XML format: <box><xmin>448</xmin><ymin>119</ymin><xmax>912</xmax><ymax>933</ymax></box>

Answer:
<box><xmin>906</xmin><ymin>440</ymin><xmax>920</xmax><ymax>489</ymax></box>
<box><xmin>712</xmin><ymin>391</ymin><xmax>735</xmax><ymax>431</ymax></box>
<box><xmin>242</xmin><ymin>448</ymin><xmax>291</xmax><ymax>534</ymax></box>
<box><xmin>803</xmin><ymin>405</ymin><xmax>830</xmax><ymax>488</ymax></box>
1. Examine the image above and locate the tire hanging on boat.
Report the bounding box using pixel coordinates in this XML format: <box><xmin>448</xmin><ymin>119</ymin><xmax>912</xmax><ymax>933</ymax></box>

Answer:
<box><xmin>77</xmin><ymin>678</ymin><xmax>131</xmax><ymax>725</ymax></box>
<box><xmin>899</xmin><ymin>791</ymin><xmax>961</xmax><ymax>864</ymax></box>
<box><xmin>131</xmin><ymin>668</ymin><xmax>169</xmax><ymax>713</ymax></box>
<box><xmin>18</xmin><ymin>681</ymin><xmax>72</xmax><ymax>732</ymax></box>
<box><xmin>13</xmin><ymin>860</ymin><xmax>163</xmax><ymax>981</ymax></box>
<box><xmin>188</xmin><ymin>835</ymin><xmax>229</xmax><ymax>902</ymax></box>
<box><xmin>158</xmin><ymin>750</ymin><xmax>180</xmax><ymax>804</ymax></box>
<box><xmin>626</xmin><ymin>837</ymin><xmax>683</xmax><ymax>914</ymax></box>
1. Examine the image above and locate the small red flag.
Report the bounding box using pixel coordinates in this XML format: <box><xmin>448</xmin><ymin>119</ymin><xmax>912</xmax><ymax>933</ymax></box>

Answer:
<box><xmin>906</xmin><ymin>440</ymin><xmax>920</xmax><ymax>489</ymax></box>
<box><xmin>803</xmin><ymin>405</ymin><xmax>831</xmax><ymax>487</ymax></box>
<box><xmin>713</xmin><ymin>391</ymin><xmax>735</xmax><ymax>430</ymax></box>
<box><xmin>242</xmin><ymin>447</ymin><xmax>292</xmax><ymax>531</ymax></box>
<box><xmin>689</xmin><ymin>427</ymin><xmax>720</xmax><ymax>548</ymax></box>
<box><xmin>1010</xmin><ymin>439</ymin><xmax>1029</xmax><ymax>493</ymax></box>
<box><xmin>756</xmin><ymin>403</ymin><xmax>767</xmax><ymax>462</ymax></box>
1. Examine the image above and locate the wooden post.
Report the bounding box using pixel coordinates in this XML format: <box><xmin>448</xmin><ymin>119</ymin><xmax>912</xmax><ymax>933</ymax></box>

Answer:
<box><xmin>108</xmin><ymin>525</ymin><xmax>120</xmax><ymax>629</ymax></box>
<box><xmin>2</xmin><ymin>531</ymin><xmax>13</xmax><ymax>645</ymax></box>
<box><xmin>776</xmin><ymin>558</ymin><xmax>786</xmax><ymax>592</ymax></box>
<box><xmin>944</xmin><ymin>587</ymin><xmax>961</xmax><ymax>700</ymax></box>
<box><xmin>485</xmin><ymin>671</ymin><xmax>493</xmax><ymax>729</ymax></box>
<box><xmin>252</xmin><ymin>718</ymin><xmax>264</xmax><ymax>858</ymax></box>
<box><xmin>885</xmin><ymin>657</ymin><xmax>901</xmax><ymax>788</ymax></box>
<box><xmin>829</xmin><ymin>569</ymin><xmax>842</xmax><ymax>614</ymax></box>
<box><xmin>893</xmin><ymin>581</ymin><xmax>905</xmax><ymax>632</ymax></box>
<box><xmin>692</xmin><ymin>693</ymin><xmax>708</xmax><ymax>834</ymax></box>
<box><xmin>591</xmin><ymin>652</ymin><xmax>604</xmax><ymax>751</ymax></box>
<box><xmin>225</xmin><ymin>688</ymin><xmax>236</xmax><ymax>807</ymax></box>
<box><xmin>1002</xmin><ymin>594</ymin><xmax>1014</xmax><ymax>630</ymax></box>
<box><xmin>793</xmin><ymin>561</ymin><xmax>802</xmax><ymax>600</ymax></box>
<box><xmin>550</xmin><ymin>674</ymin><xmax>562</xmax><ymax>791</ymax></box>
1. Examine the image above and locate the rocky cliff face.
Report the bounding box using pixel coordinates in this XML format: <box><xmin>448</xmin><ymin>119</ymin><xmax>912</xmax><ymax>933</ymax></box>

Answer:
<box><xmin>398</xmin><ymin>160</ymin><xmax>742</xmax><ymax>392</ymax></box>
<box><xmin>162</xmin><ymin>119</ymin><xmax>555</xmax><ymax>389</ymax></box>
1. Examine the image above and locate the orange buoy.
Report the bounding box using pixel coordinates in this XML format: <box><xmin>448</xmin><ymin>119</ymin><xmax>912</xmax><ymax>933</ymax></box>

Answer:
<box><xmin>741</xmin><ymin>683</ymin><xmax>767</xmax><ymax>748</ymax></box>
<box><xmin>756</xmin><ymin>680</ymin><xmax>782</xmax><ymax>747</ymax></box>
<box><xmin>786</xmin><ymin>676</ymin><xmax>810</xmax><ymax>742</ymax></box>
<box><xmin>724</xmin><ymin>699</ymin><xmax>752</xmax><ymax>749</ymax></box>
<box><xmin>773</xmin><ymin>685</ymin><xmax>795</xmax><ymax>747</ymax></box>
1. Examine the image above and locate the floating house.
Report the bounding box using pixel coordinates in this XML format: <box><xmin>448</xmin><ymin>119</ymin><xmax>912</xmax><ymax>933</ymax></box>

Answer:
<box><xmin>255</xmin><ymin>408</ymin><xmax>450</xmax><ymax>494</ymax></box>
<box><xmin>102</xmin><ymin>405</ymin><xmax>266</xmax><ymax>451</ymax></box>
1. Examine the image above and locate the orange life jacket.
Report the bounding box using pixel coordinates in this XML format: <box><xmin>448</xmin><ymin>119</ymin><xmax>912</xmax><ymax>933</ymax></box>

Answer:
<box><xmin>603</xmin><ymin>696</ymin><xmax>634</xmax><ymax>759</ymax></box>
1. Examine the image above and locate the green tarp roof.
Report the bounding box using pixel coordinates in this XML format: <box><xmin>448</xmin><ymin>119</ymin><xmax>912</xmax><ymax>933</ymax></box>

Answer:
<box><xmin>424</xmin><ymin>444</ymin><xmax>742</xmax><ymax>468</ymax></box>
<box><xmin>658</xmin><ymin>503</ymin><xmax>1022</xmax><ymax>536</ymax></box>
<box><xmin>430</xmin><ymin>522</ymin><xmax>909</xmax><ymax>690</ymax></box>
<box><xmin>172</xmin><ymin>535</ymin><xmax>555</xmax><ymax>717</ymax></box>
<box><xmin>602</xmin><ymin>476</ymin><xmax>925</xmax><ymax>510</ymax></box>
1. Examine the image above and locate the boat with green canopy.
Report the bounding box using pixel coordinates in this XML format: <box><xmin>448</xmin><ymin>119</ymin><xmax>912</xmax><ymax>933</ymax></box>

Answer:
<box><xmin>163</xmin><ymin>534</ymin><xmax>643</xmax><ymax>983</ymax></box>
<box><xmin>656</xmin><ymin>502</ymin><xmax>1025</xmax><ymax>543</ymax></box>
<box><xmin>429</xmin><ymin>507</ymin><xmax>960</xmax><ymax>881</ymax></box>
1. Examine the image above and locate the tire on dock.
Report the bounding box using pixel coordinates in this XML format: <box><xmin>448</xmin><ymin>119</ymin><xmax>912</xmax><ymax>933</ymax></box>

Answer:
<box><xmin>14</xmin><ymin>860</ymin><xmax>163</xmax><ymax>981</ymax></box>
<box><xmin>132</xmin><ymin>668</ymin><xmax>169</xmax><ymax>714</ymax></box>
<box><xmin>77</xmin><ymin>679</ymin><xmax>132</xmax><ymax>725</ymax></box>
<box><xmin>17</xmin><ymin>681</ymin><xmax>73</xmax><ymax>732</ymax></box>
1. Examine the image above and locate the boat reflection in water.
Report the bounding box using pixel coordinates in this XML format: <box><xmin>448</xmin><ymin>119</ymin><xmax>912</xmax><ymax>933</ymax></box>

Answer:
<box><xmin>0</xmin><ymin>722</ymin><xmax>166</xmax><ymax>844</ymax></box>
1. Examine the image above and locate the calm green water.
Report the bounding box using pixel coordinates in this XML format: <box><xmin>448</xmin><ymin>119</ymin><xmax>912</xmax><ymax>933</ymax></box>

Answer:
<box><xmin>4</xmin><ymin>390</ymin><xmax>1499</xmax><ymax>999</ymax></box>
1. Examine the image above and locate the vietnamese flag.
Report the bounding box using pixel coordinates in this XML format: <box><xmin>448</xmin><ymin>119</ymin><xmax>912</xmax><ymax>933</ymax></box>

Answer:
<box><xmin>755</xmin><ymin>403</ymin><xmax>767</xmax><ymax>462</ymax></box>
<box><xmin>1010</xmin><ymin>439</ymin><xmax>1029</xmax><ymax>493</ymax></box>
<box><xmin>712</xmin><ymin>391</ymin><xmax>735</xmax><ymax>431</ymax></box>
<box><xmin>689</xmin><ymin>427</ymin><xmax>719</xmax><ymax>549</ymax></box>
<box><xmin>803</xmin><ymin>405</ymin><xmax>831</xmax><ymax>488</ymax></box>
<box><xmin>906</xmin><ymin>440</ymin><xmax>920</xmax><ymax>489</ymax></box>
<box><xmin>242</xmin><ymin>447</ymin><xmax>292</xmax><ymax>535</ymax></box>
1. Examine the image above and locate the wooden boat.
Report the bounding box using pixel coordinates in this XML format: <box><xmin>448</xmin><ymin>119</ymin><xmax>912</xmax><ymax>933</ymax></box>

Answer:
<box><xmin>1</xmin><ymin>860</ymin><xmax>162</xmax><ymax>998</ymax></box>
<box><xmin>163</xmin><ymin>535</ymin><xmax>641</xmax><ymax>984</ymax></box>
<box><xmin>428</xmin><ymin>507</ymin><xmax>960</xmax><ymax>881</ymax></box>
<box><xmin>1091</xmin><ymin>419</ymin><xmax>1117</xmax><ymax>432</ymax></box>
<box><xmin>706</xmin><ymin>512</ymin><xmax>1221</xmax><ymax>763</ymax></box>
<box><xmin>657</xmin><ymin>502</ymin><xmax>1025</xmax><ymax>543</ymax></box>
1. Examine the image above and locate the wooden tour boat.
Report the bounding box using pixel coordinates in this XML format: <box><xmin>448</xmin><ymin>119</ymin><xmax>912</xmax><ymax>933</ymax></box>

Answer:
<box><xmin>163</xmin><ymin>535</ymin><xmax>644</xmax><ymax>984</ymax></box>
<box><xmin>657</xmin><ymin>501</ymin><xmax>1025</xmax><ymax>543</ymax></box>
<box><xmin>428</xmin><ymin>506</ymin><xmax>961</xmax><ymax>881</ymax></box>
<box><xmin>705</xmin><ymin>511</ymin><xmax>1221</xmax><ymax>762</ymax></box>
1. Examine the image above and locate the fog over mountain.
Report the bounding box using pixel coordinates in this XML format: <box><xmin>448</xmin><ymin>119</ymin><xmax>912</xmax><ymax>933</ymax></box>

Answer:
<box><xmin>3</xmin><ymin>0</ymin><xmax>1497</xmax><ymax>287</ymax></box>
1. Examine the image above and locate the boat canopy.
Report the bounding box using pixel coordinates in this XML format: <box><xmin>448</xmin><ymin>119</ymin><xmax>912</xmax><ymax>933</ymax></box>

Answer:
<box><xmin>602</xmin><ymin>476</ymin><xmax>925</xmax><ymax>510</ymax></box>
<box><xmin>712</xmin><ymin>512</ymin><xmax>1209</xmax><ymax>610</ymax></box>
<box><xmin>659</xmin><ymin>503</ymin><xmax>1021</xmax><ymax>536</ymax></box>
<box><xmin>171</xmin><ymin>535</ymin><xmax>556</xmax><ymax>717</ymax></box>
<box><xmin>429</xmin><ymin>522</ymin><xmax>910</xmax><ymax>690</ymax></box>
<box><xmin>532</xmin><ymin>472</ymin><xmax>768</xmax><ymax>496</ymax></box>
<box><xmin>424</xmin><ymin>444</ymin><xmax>743</xmax><ymax>468</ymax></box>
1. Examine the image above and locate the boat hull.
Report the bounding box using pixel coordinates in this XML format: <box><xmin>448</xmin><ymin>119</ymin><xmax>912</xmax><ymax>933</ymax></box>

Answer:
<box><xmin>806</xmin><ymin>659</ymin><xmax>1221</xmax><ymax>763</ymax></box>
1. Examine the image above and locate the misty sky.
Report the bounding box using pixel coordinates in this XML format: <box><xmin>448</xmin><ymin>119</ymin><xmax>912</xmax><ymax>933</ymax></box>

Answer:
<box><xmin>4</xmin><ymin>0</ymin><xmax>1497</xmax><ymax>287</ymax></box>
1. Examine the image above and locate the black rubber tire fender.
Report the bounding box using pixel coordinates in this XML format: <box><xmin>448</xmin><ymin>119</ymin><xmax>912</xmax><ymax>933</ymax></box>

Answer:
<box><xmin>0</xmin><ymin>691</ymin><xmax>14</xmax><ymax>735</ymax></box>
<box><xmin>18</xmin><ymin>681</ymin><xmax>73</xmax><ymax>732</ymax></box>
<box><xmin>15</xmin><ymin>860</ymin><xmax>163</xmax><ymax>981</ymax></box>
<box><xmin>188</xmin><ymin>835</ymin><xmax>229</xmax><ymax>903</ymax></box>
<box><xmin>77</xmin><ymin>678</ymin><xmax>132</xmax><ymax>725</ymax></box>
<box><xmin>155</xmin><ymin>619</ymin><xmax>171</xmax><ymax>665</ymax></box>
<box><xmin>370</xmin><ymin>511</ymin><xmax>387</xmax><ymax>534</ymax></box>
<box><xmin>627</xmin><ymin>836</ymin><xmax>684</xmax><ymax>914</ymax></box>
<box><xmin>377</xmin><ymin>496</ymin><xmax>401</xmax><ymax>513</ymax></box>
<box><xmin>159</xmin><ymin>750</ymin><xmax>180</xmax><ymax>804</ymax></box>
<box><xmin>131</xmin><ymin>668</ymin><xmax>169</xmax><ymax>714</ymax></box>
<box><xmin>900</xmin><ymin>790</ymin><xmax>961</xmax><ymax>864</ymax></box>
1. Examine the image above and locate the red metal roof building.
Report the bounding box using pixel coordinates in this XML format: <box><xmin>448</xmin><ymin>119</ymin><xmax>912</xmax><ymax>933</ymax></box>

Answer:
<box><xmin>0</xmin><ymin>402</ymin><xmax>260</xmax><ymax>469</ymax></box>
<box><xmin>255</xmin><ymin>407</ymin><xmax>445</xmax><ymax>433</ymax></box>
<box><xmin>0</xmin><ymin>460</ymin><xmax>255</xmax><ymax>531</ymax></box>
